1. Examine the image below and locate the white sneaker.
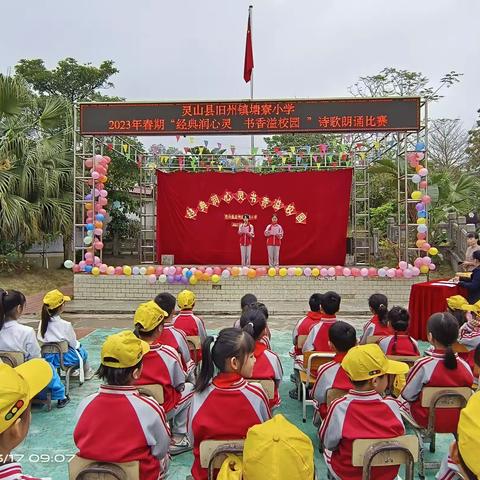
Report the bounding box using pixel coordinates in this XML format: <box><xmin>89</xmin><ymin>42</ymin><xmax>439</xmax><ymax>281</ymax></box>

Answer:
<box><xmin>169</xmin><ymin>435</ymin><xmax>192</xmax><ymax>456</ymax></box>
<box><xmin>84</xmin><ymin>368</ymin><xmax>95</xmax><ymax>381</ymax></box>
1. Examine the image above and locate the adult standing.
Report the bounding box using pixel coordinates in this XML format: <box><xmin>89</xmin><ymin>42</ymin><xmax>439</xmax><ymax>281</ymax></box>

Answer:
<box><xmin>456</xmin><ymin>250</ymin><xmax>480</xmax><ymax>304</ymax></box>
<box><xmin>264</xmin><ymin>214</ymin><xmax>284</xmax><ymax>267</ymax></box>
<box><xmin>238</xmin><ymin>214</ymin><xmax>254</xmax><ymax>267</ymax></box>
<box><xmin>462</xmin><ymin>232</ymin><xmax>480</xmax><ymax>272</ymax></box>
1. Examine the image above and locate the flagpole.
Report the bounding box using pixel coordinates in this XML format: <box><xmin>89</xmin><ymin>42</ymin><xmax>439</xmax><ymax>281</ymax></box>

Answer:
<box><xmin>249</xmin><ymin>5</ymin><xmax>254</xmax><ymax>153</ymax></box>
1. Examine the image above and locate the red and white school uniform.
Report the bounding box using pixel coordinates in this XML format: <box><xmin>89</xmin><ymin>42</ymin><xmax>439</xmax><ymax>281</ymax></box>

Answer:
<box><xmin>398</xmin><ymin>350</ymin><xmax>474</xmax><ymax>432</ymax></box>
<box><xmin>319</xmin><ymin>390</ymin><xmax>405</xmax><ymax>480</ymax></box>
<box><xmin>187</xmin><ymin>373</ymin><xmax>271</xmax><ymax>480</ymax></box>
<box><xmin>436</xmin><ymin>455</ymin><xmax>462</xmax><ymax>480</ymax></box>
<box><xmin>302</xmin><ymin>315</ymin><xmax>337</xmax><ymax>354</ymax></box>
<box><xmin>0</xmin><ymin>463</ymin><xmax>43</xmax><ymax>479</ymax></box>
<box><xmin>359</xmin><ymin>315</ymin><xmax>394</xmax><ymax>344</ymax></box>
<box><xmin>457</xmin><ymin>322</ymin><xmax>480</xmax><ymax>371</ymax></box>
<box><xmin>74</xmin><ymin>385</ymin><xmax>171</xmax><ymax>480</ymax></box>
<box><xmin>238</xmin><ymin>224</ymin><xmax>254</xmax><ymax>246</ymax></box>
<box><xmin>292</xmin><ymin>311</ymin><xmax>324</xmax><ymax>357</ymax></box>
<box><xmin>156</xmin><ymin>325</ymin><xmax>195</xmax><ymax>377</ymax></box>
<box><xmin>251</xmin><ymin>341</ymin><xmax>283</xmax><ymax>409</ymax></box>
<box><xmin>378</xmin><ymin>334</ymin><xmax>420</xmax><ymax>356</ymax></box>
<box><xmin>311</xmin><ymin>352</ymin><xmax>352</xmax><ymax>419</ymax></box>
<box><xmin>173</xmin><ymin>310</ymin><xmax>207</xmax><ymax>363</ymax></box>
<box><xmin>135</xmin><ymin>344</ymin><xmax>194</xmax><ymax>435</ymax></box>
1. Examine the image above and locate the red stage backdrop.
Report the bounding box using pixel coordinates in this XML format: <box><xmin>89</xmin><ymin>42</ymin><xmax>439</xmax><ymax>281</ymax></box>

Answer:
<box><xmin>156</xmin><ymin>170</ymin><xmax>353</xmax><ymax>265</ymax></box>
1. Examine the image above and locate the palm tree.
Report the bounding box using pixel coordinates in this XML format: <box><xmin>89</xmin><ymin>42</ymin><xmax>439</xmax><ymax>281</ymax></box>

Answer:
<box><xmin>0</xmin><ymin>74</ymin><xmax>71</xmax><ymax>252</ymax></box>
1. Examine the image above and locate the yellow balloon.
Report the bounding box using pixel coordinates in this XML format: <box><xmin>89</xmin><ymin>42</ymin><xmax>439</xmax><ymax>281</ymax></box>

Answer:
<box><xmin>411</xmin><ymin>191</ymin><xmax>422</xmax><ymax>201</ymax></box>
<box><xmin>311</xmin><ymin>268</ymin><xmax>320</xmax><ymax>277</ymax></box>
<box><xmin>417</xmin><ymin>218</ymin><xmax>426</xmax><ymax>224</ymax></box>
<box><xmin>211</xmin><ymin>274</ymin><xmax>220</xmax><ymax>283</ymax></box>
<box><xmin>123</xmin><ymin>265</ymin><xmax>132</xmax><ymax>276</ymax></box>
<box><xmin>279</xmin><ymin>267</ymin><xmax>287</xmax><ymax>277</ymax></box>
<box><xmin>428</xmin><ymin>247</ymin><xmax>439</xmax><ymax>256</ymax></box>
<box><xmin>91</xmin><ymin>267</ymin><xmax>100</xmax><ymax>276</ymax></box>
<box><xmin>189</xmin><ymin>276</ymin><xmax>198</xmax><ymax>285</ymax></box>
<box><xmin>268</xmin><ymin>267</ymin><xmax>276</xmax><ymax>277</ymax></box>
<box><xmin>247</xmin><ymin>269</ymin><xmax>256</xmax><ymax>279</ymax></box>
<box><xmin>420</xmin><ymin>265</ymin><xmax>429</xmax><ymax>274</ymax></box>
<box><xmin>295</xmin><ymin>267</ymin><xmax>302</xmax><ymax>276</ymax></box>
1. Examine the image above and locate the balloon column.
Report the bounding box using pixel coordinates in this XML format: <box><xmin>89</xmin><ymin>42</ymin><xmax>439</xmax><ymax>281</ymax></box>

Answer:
<box><xmin>408</xmin><ymin>142</ymin><xmax>437</xmax><ymax>273</ymax></box>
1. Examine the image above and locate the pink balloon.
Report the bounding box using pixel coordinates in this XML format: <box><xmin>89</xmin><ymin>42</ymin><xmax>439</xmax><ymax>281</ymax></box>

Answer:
<box><xmin>85</xmin><ymin>258</ymin><xmax>93</xmax><ymax>265</ymax></box>
<box><xmin>327</xmin><ymin>267</ymin><xmax>335</xmax><ymax>277</ymax></box>
<box><xmin>95</xmin><ymin>165</ymin><xmax>106</xmax><ymax>176</ymax></box>
<box><xmin>423</xmin><ymin>256</ymin><xmax>432</xmax><ymax>265</ymax></box>
<box><xmin>414</xmin><ymin>257</ymin><xmax>423</xmax><ymax>268</ymax></box>
<box><xmin>213</xmin><ymin>267</ymin><xmax>222</xmax><ymax>275</ymax></box>
<box><xmin>103</xmin><ymin>156</ymin><xmax>111</xmax><ymax>164</ymax></box>
<box><xmin>419</xmin><ymin>181</ymin><xmax>428</xmax><ymax>189</ymax></box>
<box><xmin>205</xmin><ymin>267</ymin><xmax>213</xmax><ymax>275</ymax></box>
<box><xmin>85</xmin><ymin>252</ymin><xmax>93</xmax><ymax>260</ymax></box>
<box><xmin>99</xmin><ymin>264</ymin><xmax>108</xmax><ymax>273</ymax></box>
<box><xmin>417</xmin><ymin>232</ymin><xmax>427</xmax><ymax>240</ymax></box>
<box><xmin>351</xmin><ymin>268</ymin><xmax>360</xmax><ymax>277</ymax></box>
<box><xmin>91</xmin><ymin>171</ymin><xmax>100</xmax><ymax>180</ymax></box>
<box><xmin>94</xmin><ymin>241</ymin><xmax>104</xmax><ymax>250</ymax></box>
<box><xmin>403</xmin><ymin>269</ymin><xmax>413</xmax><ymax>279</ymax></box>
<box><xmin>407</xmin><ymin>152</ymin><xmax>417</xmax><ymax>162</ymax></box>
<box><xmin>288</xmin><ymin>267</ymin><xmax>296</xmax><ymax>276</ymax></box>
<box><xmin>412</xmin><ymin>267</ymin><xmax>420</xmax><ymax>276</ymax></box>
<box><xmin>368</xmin><ymin>267</ymin><xmax>377</xmax><ymax>277</ymax></box>
<box><xmin>343</xmin><ymin>267</ymin><xmax>351</xmax><ymax>277</ymax></box>
<box><xmin>98</xmin><ymin>197</ymin><xmax>108</xmax><ymax>206</ymax></box>
<box><xmin>85</xmin><ymin>158</ymin><xmax>93</xmax><ymax>168</ymax></box>
<box><xmin>429</xmin><ymin>263</ymin><xmax>436</xmax><ymax>271</ymax></box>
<box><xmin>335</xmin><ymin>265</ymin><xmax>344</xmax><ymax>276</ymax></box>
<box><xmin>94</xmin><ymin>189</ymin><xmax>100</xmax><ymax>197</ymax></box>
<box><xmin>320</xmin><ymin>268</ymin><xmax>328</xmax><ymax>277</ymax></box>
<box><xmin>155</xmin><ymin>266</ymin><xmax>163</xmax><ymax>275</ymax></box>
<box><xmin>99</xmin><ymin>208</ymin><xmax>107</xmax><ymax>215</ymax></box>
<box><xmin>93</xmin><ymin>228</ymin><xmax>102</xmax><ymax>236</ymax></box>
<box><xmin>421</xmin><ymin>243</ymin><xmax>431</xmax><ymax>252</ymax></box>
<box><xmin>107</xmin><ymin>266</ymin><xmax>115</xmax><ymax>275</ymax></box>
<box><xmin>395</xmin><ymin>268</ymin><xmax>404</xmax><ymax>278</ymax></box>
<box><xmin>86</xmin><ymin>210</ymin><xmax>94</xmax><ymax>217</ymax></box>
<box><xmin>387</xmin><ymin>268</ymin><xmax>396</xmax><ymax>278</ymax></box>
<box><xmin>360</xmin><ymin>268</ymin><xmax>369</xmax><ymax>277</ymax></box>
<box><xmin>79</xmin><ymin>260</ymin><xmax>86</xmax><ymax>268</ymax></box>
<box><xmin>115</xmin><ymin>266</ymin><xmax>123</xmax><ymax>275</ymax></box>
<box><xmin>304</xmin><ymin>267</ymin><xmax>312</xmax><ymax>277</ymax></box>
<box><xmin>94</xmin><ymin>256</ymin><xmax>100</xmax><ymax>263</ymax></box>
<box><xmin>422</xmin><ymin>195</ymin><xmax>431</xmax><ymax>205</ymax></box>
<box><xmin>73</xmin><ymin>264</ymin><xmax>81</xmax><ymax>273</ymax></box>
<box><xmin>399</xmin><ymin>261</ymin><xmax>408</xmax><ymax>270</ymax></box>
<box><xmin>99</xmin><ymin>190</ymin><xmax>108</xmax><ymax>197</ymax></box>
<box><xmin>198</xmin><ymin>266</ymin><xmax>205</xmax><ymax>273</ymax></box>
<box><xmin>148</xmin><ymin>274</ymin><xmax>157</xmax><ymax>285</ymax></box>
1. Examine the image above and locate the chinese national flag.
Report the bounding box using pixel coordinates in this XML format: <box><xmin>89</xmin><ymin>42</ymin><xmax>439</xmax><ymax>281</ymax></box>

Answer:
<box><xmin>243</xmin><ymin>9</ymin><xmax>254</xmax><ymax>83</ymax></box>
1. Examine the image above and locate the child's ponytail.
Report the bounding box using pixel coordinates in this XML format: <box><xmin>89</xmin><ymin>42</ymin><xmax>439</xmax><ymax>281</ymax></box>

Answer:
<box><xmin>369</xmin><ymin>294</ymin><xmax>389</xmax><ymax>326</ymax></box>
<box><xmin>40</xmin><ymin>305</ymin><xmax>53</xmax><ymax>338</ymax></box>
<box><xmin>196</xmin><ymin>336</ymin><xmax>216</xmax><ymax>392</ymax></box>
<box><xmin>0</xmin><ymin>289</ymin><xmax>26</xmax><ymax>331</ymax></box>
<box><xmin>240</xmin><ymin>308</ymin><xmax>267</xmax><ymax>341</ymax></box>
<box><xmin>195</xmin><ymin>328</ymin><xmax>255</xmax><ymax>393</ymax></box>
<box><xmin>427</xmin><ymin>312</ymin><xmax>459</xmax><ymax>370</ymax></box>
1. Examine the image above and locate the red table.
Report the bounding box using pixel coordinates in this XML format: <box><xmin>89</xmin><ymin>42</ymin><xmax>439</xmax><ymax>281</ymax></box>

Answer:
<box><xmin>408</xmin><ymin>280</ymin><xmax>467</xmax><ymax>340</ymax></box>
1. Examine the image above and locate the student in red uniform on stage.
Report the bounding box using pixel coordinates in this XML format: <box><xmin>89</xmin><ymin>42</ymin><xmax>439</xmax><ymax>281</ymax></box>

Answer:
<box><xmin>264</xmin><ymin>214</ymin><xmax>284</xmax><ymax>267</ymax></box>
<box><xmin>398</xmin><ymin>312</ymin><xmax>474</xmax><ymax>432</ymax></box>
<box><xmin>187</xmin><ymin>328</ymin><xmax>271</xmax><ymax>480</ymax></box>
<box><xmin>240</xmin><ymin>308</ymin><xmax>283</xmax><ymax>409</ymax></box>
<box><xmin>0</xmin><ymin>360</ymin><xmax>53</xmax><ymax>480</ymax></box>
<box><xmin>303</xmin><ymin>291</ymin><xmax>341</xmax><ymax>354</ymax></box>
<box><xmin>320</xmin><ymin>344</ymin><xmax>408</xmax><ymax>480</ymax></box>
<box><xmin>238</xmin><ymin>214</ymin><xmax>254</xmax><ymax>267</ymax></box>
<box><xmin>457</xmin><ymin>300</ymin><xmax>480</xmax><ymax>371</ymax></box>
<box><xmin>154</xmin><ymin>292</ymin><xmax>195</xmax><ymax>378</ymax></box>
<box><xmin>133</xmin><ymin>301</ymin><xmax>194</xmax><ymax>455</ymax></box>
<box><xmin>359</xmin><ymin>293</ymin><xmax>392</xmax><ymax>344</ymax></box>
<box><xmin>311</xmin><ymin>321</ymin><xmax>356</xmax><ymax>421</ymax></box>
<box><xmin>173</xmin><ymin>290</ymin><xmax>207</xmax><ymax>364</ymax></box>
<box><xmin>74</xmin><ymin>331</ymin><xmax>171</xmax><ymax>480</ymax></box>
<box><xmin>378</xmin><ymin>306</ymin><xmax>420</xmax><ymax>356</ymax></box>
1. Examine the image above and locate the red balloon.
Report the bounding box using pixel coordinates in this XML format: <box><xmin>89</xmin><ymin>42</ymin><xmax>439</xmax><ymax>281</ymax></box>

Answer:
<box><xmin>368</xmin><ymin>267</ymin><xmax>377</xmax><ymax>277</ymax></box>
<box><xmin>351</xmin><ymin>267</ymin><xmax>360</xmax><ymax>277</ymax></box>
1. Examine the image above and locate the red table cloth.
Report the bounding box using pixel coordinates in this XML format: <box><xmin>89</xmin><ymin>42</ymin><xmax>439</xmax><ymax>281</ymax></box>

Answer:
<box><xmin>408</xmin><ymin>279</ymin><xmax>467</xmax><ymax>340</ymax></box>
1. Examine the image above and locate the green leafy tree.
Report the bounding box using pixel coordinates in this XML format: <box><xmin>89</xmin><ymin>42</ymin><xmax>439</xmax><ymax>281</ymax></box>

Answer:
<box><xmin>15</xmin><ymin>58</ymin><xmax>119</xmax><ymax>102</ymax></box>
<box><xmin>466</xmin><ymin>108</ymin><xmax>480</xmax><ymax>173</ymax></box>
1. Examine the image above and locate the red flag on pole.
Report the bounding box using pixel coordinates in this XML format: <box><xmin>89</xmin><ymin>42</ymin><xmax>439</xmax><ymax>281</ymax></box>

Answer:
<box><xmin>243</xmin><ymin>7</ymin><xmax>254</xmax><ymax>83</ymax></box>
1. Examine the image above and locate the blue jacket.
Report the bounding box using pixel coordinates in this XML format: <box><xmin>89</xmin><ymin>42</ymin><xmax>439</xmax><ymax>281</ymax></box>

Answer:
<box><xmin>459</xmin><ymin>266</ymin><xmax>480</xmax><ymax>304</ymax></box>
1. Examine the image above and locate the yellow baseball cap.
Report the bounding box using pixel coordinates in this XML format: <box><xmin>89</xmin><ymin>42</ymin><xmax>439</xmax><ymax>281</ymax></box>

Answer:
<box><xmin>458</xmin><ymin>391</ymin><xmax>480</xmax><ymax>477</ymax></box>
<box><xmin>342</xmin><ymin>344</ymin><xmax>409</xmax><ymax>381</ymax></box>
<box><xmin>177</xmin><ymin>289</ymin><xmax>196</xmax><ymax>309</ymax></box>
<box><xmin>0</xmin><ymin>359</ymin><xmax>53</xmax><ymax>434</ymax></box>
<box><xmin>461</xmin><ymin>300</ymin><xmax>480</xmax><ymax>315</ymax></box>
<box><xmin>43</xmin><ymin>289</ymin><xmax>71</xmax><ymax>310</ymax></box>
<box><xmin>447</xmin><ymin>295</ymin><xmax>468</xmax><ymax>311</ymax></box>
<box><xmin>133</xmin><ymin>301</ymin><xmax>168</xmax><ymax>332</ymax></box>
<box><xmin>243</xmin><ymin>414</ymin><xmax>314</xmax><ymax>480</ymax></box>
<box><xmin>101</xmin><ymin>330</ymin><xmax>150</xmax><ymax>368</ymax></box>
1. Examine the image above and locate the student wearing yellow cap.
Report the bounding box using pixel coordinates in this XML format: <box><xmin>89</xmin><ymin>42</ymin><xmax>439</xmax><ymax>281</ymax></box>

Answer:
<box><xmin>319</xmin><ymin>344</ymin><xmax>408</xmax><ymax>480</ymax></box>
<box><xmin>0</xmin><ymin>359</ymin><xmax>53</xmax><ymax>478</ymax></box>
<box><xmin>38</xmin><ymin>289</ymin><xmax>93</xmax><ymax>382</ymax></box>
<box><xmin>133</xmin><ymin>301</ymin><xmax>194</xmax><ymax>455</ymax></box>
<box><xmin>0</xmin><ymin>289</ymin><xmax>70</xmax><ymax>408</ymax></box>
<box><xmin>447</xmin><ymin>295</ymin><xmax>468</xmax><ymax>327</ymax></box>
<box><xmin>436</xmin><ymin>391</ymin><xmax>480</xmax><ymax>480</ymax></box>
<box><xmin>73</xmin><ymin>331</ymin><xmax>171</xmax><ymax>480</ymax></box>
<box><xmin>173</xmin><ymin>290</ymin><xmax>207</xmax><ymax>363</ymax></box>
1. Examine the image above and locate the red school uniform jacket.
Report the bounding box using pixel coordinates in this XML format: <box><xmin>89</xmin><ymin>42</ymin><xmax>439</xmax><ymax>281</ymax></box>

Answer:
<box><xmin>135</xmin><ymin>344</ymin><xmax>189</xmax><ymax>413</ymax></box>
<box><xmin>400</xmin><ymin>349</ymin><xmax>474</xmax><ymax>432</ymax></box>
<box><xmin>320</xmin><ymin>390</ymin><xmax>405</xmax><ymax>480</ymax></box>
<box><xmin>74</xmin><ymin>385</ymin><xmax>171</xmax><ymax>480</ymax></box>
<box><xmin>173</xmin><ymin>310</ymin><xmax>207</xmax><ymax>363</ymax></box>
<box><xmin>302</xmin><ymin>315</ymin><xmax>337</xmax><ymax>353</ymax></box>
<box><xmin>187</xmin><ymin>373</ymin><xmax>271</xmax><ymax>480</ymax></box>
<box><xmin>457</xmin><ymin>323</ymin><xmax>480</xmax><ymax>371</ymax></box>
<box><xmin>265</xmin><ymin>223</ymin><xmax>284</xmax><ymax>246</ymax></box>
<box><xmin>359</xmin><ymin>315</ymin><xmax>394</xmax><ymax>343</ymax></box>
<box><xmin>156</xmin><ymin>325</ymin><xmax>195</xmax><ymax>375</ymax></box>
<box><xmin>311</xmin><ymin>352</ymin><xmax>352</xmax><ymax>419</ymax></box>
<box><xmin>251</xmin><ymin>341</ymin><xmax>283</xmax><ymax>409</ymax></box>
<box><xmin>292</xmin><ymin>311</ymin><xmax>324</xmax><ymax>356</ymax></box>
<box><xmin>378</xmin><ymin>334</ymin><xmax>420</xmax><ymax>357</ymax></box>
<box><xmin>238</xmin><ymin>224</ymin><xmax>254</xmax><ymax>246</ymax></box>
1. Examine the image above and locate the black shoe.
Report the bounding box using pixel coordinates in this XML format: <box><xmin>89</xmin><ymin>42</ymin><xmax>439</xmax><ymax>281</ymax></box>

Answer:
<box><xmin>290</xmin><ymin>373</ymin><xmax>298</xmax><ymax>384</ymax></box>
<box><xmin>57</xmin><ymin>396</ymin><xmax>71</xmax><ymax>409</ymax></box>
<box><xmin>289</xmin><ymin>388</ymin><xmax>299</xmax><ymax>400</ymax></box>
